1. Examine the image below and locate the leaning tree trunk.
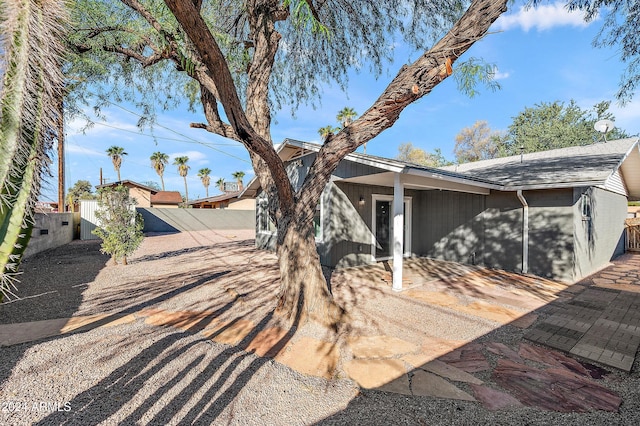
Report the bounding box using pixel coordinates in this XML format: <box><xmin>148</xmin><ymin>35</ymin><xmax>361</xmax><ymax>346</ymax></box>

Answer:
<box><xmin>275</xmin><ymin>215</ymin><xmax>344</xmax><ymax>326</ymax></box>
<box><xmin>0</xmin><ymin>0</ymin><xmax>67</xmax><ymax>301</ymax></box>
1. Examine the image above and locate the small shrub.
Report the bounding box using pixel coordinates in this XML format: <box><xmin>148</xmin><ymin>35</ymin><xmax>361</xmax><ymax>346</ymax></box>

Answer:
<box><xmin>93</xmin><ymin>185</ymin><xmax>144</xmax><ymax>265</ymax></box>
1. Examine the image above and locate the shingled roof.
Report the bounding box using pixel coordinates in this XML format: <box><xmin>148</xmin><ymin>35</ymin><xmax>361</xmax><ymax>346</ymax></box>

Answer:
<box><xmin>441</xmin><ymin>138</ymin><xmax>640</xmax><ymax>196</ymax></box>
<box><xmin>150</xmin><ymin>191</ymin><xmax>182</xmax><ymax>205</ymax></box>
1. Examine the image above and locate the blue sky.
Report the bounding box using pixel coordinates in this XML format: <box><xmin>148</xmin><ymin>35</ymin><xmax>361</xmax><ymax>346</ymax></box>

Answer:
<box><xmin>41</xmin><ymin>2</ymin><xmax>640</xmax><ymax>202</ymax></box>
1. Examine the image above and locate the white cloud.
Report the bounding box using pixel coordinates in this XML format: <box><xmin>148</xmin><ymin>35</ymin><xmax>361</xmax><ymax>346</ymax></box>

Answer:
<box><xmin>65</xmin><ymin>142</ymin><xmax>105</xmax><ymax>157</ymax></box>
<box><xmin>494</xmin><ymin>3</ymin><xmax>591</xmax><ymax>32</ymax></box>
<box><xmin>492</xmin><ymin>67</ymin><xmax>510</xmax><ymax>80</ymax></box>
<box><xmin>169</xmin><ymin>150</ymin><xmax>208</xmax><ymax>165</ymax></box>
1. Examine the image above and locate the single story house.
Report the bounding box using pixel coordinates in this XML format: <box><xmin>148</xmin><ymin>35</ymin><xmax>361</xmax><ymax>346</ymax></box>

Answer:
<box><xmin>245</xmin><ymin>138</ymin><xmax>640</xmax><ymax>289</ymax></box>
<box><xmin>96</xmin><ymin>180</ymin><xmax>182</xmax><ymax>208</ymax></box>
<box><xmin>189</xmin><ymin>190</ymin><xmax>256</xmax><ymax>210</ymax></box>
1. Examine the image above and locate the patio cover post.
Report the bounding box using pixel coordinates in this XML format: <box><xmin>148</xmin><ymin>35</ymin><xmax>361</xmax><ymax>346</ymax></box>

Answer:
<box><xmin>393</xmin><ymin>173</ymin><xmax>404</xmax><ymax>292</ymax></box>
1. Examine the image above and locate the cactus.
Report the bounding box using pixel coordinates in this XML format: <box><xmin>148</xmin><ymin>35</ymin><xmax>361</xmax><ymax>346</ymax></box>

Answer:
<box><xmin>0</xmin><ymin>0</ymin><xmax>67</xmax><ymax>301</ymax></box>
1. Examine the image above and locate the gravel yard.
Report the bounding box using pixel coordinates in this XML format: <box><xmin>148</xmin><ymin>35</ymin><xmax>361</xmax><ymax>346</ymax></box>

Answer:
<box><xmin>1</xmin><ymin>230</ymin><xmax>640</xmax><ymax>425</ymax></box>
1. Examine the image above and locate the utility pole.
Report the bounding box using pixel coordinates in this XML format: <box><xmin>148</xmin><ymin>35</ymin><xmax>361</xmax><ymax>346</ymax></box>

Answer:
<box><xmin>57</xmin><ymin>97</ymin><xmax>65</xmax><ymax>212</ymax></box>
<box><xmin>100</xmin><ymin>168</ymin><xmax>103</xmax><ymax>185</ymax></box>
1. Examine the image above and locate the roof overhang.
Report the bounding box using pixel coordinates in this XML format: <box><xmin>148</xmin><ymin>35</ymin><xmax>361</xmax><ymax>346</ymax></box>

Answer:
<box><xmin>618</xmin><ymin>143</ymin><xmax>640</xmax><ymax>200</ymax></box>
<box><xmin>240</xmin><ymin>138</ymin><xmax>640</xmax><ymax>199</ymax></box>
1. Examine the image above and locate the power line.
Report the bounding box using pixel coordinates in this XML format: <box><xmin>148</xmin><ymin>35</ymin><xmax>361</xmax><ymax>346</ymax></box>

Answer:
<box><xmin>85</xmin><ymin>94</ymin><xmax>251</xmax><ymax>164</ymax></box>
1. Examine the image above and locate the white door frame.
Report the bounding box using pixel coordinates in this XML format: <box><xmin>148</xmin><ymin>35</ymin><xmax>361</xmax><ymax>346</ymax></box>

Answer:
<box><xmin>371</xmin><ymin>194</ymin><xmax>412</xmax><ymax>261</ymax></box>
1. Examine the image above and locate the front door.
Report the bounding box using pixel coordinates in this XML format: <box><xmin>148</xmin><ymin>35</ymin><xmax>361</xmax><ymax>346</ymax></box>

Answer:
<box><xmin>372</xmin><ymin>195</ymin><xmax>411</xmax><ymax>260</ymax></box>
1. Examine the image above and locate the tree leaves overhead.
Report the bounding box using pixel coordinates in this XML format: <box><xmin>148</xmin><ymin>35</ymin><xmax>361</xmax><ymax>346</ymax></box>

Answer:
<box><xmin>567</xmin><ymin>0</ymin><xmax>640</xmax><ymax>103</ymax></box>
<box><xmin>500</xmin><ymin>100</ymin><xmax>630</xmax><ymax>156</ymax></box>
<box><xmin>66</xmin><ymin>0</ymin><xmax>468</xmax><ymax>119</ymax></box>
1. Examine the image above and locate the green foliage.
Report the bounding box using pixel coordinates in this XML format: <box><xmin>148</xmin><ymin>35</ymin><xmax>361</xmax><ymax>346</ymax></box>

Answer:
<box><xmin>198</xmin><ymin>168</ymin><xmax>211</xmax><ymax>197</ymax></box>
<box><xmin>68</xmin><ymin>180</ymin><xmax>95</xmax><ymax>205</ymax></box>
<box><xmin>567</xmin><ymin>1</ymin><xmax>640</xmax><ymax>103</ymax></box>
<box><xmin>1</xmin><ymin>0</ymin><xmax>67</xmax><ymax>301</ymax></box>
<box><xmin>150</xmin><ymin>151</ymin><xmax>169</xmax><ymax>190</ymax></box>
<box><xmin>231</xmin><ymin>170</ymin><xmax>245</xmax><ymax>185</ymax></box>
<box><xmin>499</xmin><ymin>100</ymin><xmax>630</xmax><ymax>156</ymax></box>
<box><xmin>67</xmin><ymin>0</ymin><xmax>466</xmax><ymax>119</ymax></box>
<box><xmin>106</xmin><ymin>145</ymin><xmax>127</xmax><ymax>181</ymax></box>
<box><xmin>173</xmin><ymin>156</ymin><xmax>190</xmax><ymax>203</ymax></box>
<box><xmin>318</xmin><ymin>125</ymin><xmax>339</xmax><ymax>141</ymax></box>
<box><xmin>92</xmin><ymin>185</ymin><xmax>144</xmax><ymax>265</ymax></box>
<box><xmin>454</xmin><ymin>58</ymin><xmax>501</xmax><ymax>98</ymax></box>
<box><xmin>396</xmin><ymin>143</ymin><xmax>452</xmax><ymax>167</ymax></box>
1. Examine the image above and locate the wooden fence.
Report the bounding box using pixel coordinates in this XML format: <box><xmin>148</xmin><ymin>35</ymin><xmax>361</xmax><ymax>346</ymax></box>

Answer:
<box><xmin>627</xmin><ymin>223</ymin><xmax>640</xmax><ymax>252</ymax></box>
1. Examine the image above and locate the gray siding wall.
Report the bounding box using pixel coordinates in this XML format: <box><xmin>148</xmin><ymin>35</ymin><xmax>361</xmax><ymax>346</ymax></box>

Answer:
<box><xmin>324</xmin><ymin>182</ymin><xmax>391</xmax><ymax>268</ymax></box>
<box><xmin>525</xmin><ymin>189</ymin><xmax>575</xmax><ymax>281</ymax></box>
<box><xmin>573</xmin><ymin>187</ymin><xmax>627</xmax><ymax>281</ymax></box>
<box><xmin>482</xmin><ymin>190</ymin><xmax>575</xmax><ymax>281</ymax></box>
<box><xmin>25</xmin><ymin>213</ymin><xmax>75</xmax><ymax>258</ymax></box>
<box><xmin>413</xmin><ymin>190</ymin><xmax>486</xmax><ymax>265</ymax></box>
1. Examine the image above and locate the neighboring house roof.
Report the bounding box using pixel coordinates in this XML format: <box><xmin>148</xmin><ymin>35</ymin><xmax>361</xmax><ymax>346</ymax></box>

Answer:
<box><xmin>188</xmin><ymin>191</ymin><xmax>242</xmax><ymax>205</ymax></box>
<box><xmin>243</xmin><ymin>137</ymin><xmax>640</xmax><ymax>200</ymax></box>
<box><xmin>96</xmin><ymin>180</ymin><xmax>159</xmax><ymax>193</ymax></box>
<box><xmin>151</xmin><ymin>191</ymin><xmax>182</xmax><ymax>204</ymax></box>
<box><xmin>442</xmin><ymin>138</ymin><xmax>640</xmax><ymax>195</ymax></box>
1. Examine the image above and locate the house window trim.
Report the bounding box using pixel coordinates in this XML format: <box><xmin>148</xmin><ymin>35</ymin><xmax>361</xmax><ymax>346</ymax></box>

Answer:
<box><xmin>370</xmin><ymin>194</ymin><xmax>412</xmax><ymax>262</ymax></box>
<box><xmin>314</xmin><ymin>196</ymin><xmax>324</xmax><ymax>242</ymax></box>
<box><xmin>257</xmin><ymin>199</ymin><xmax>276</xmax><ymax>235</ymax></box>
<box><xmin>258</xmin><ymin>197</ymin><xmax>324</xmax><ymax>241</ymax></box>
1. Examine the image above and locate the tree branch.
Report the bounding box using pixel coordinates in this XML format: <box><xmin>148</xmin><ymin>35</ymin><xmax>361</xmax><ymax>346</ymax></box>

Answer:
<box><xmin>299</xmin><ymin>0</ymin><xmax>509</xmax><ymax>211</ymax></box>
<box><xmin>163</xmin><ymin>0</ymin><xmax>295</xmax><ymax>214</ymax></box>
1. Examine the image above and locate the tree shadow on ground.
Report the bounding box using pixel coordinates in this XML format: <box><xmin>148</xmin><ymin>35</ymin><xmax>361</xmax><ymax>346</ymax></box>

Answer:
<box><xmin>0</xmin><ymin>240</ymin><xmax>109</xmax><ymax>385</ymax></box>
<box><xmin>35</xmin><ymin>289</ymin><xmax>303</xmax><ymax>425</ymax></box>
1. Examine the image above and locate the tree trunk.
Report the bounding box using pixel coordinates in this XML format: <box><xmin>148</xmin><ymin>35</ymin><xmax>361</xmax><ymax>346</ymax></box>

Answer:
<box><xmin>160</xmin><ymin>175</ymin><xmax>165</xmax><ymax>191</ymax></box>
<box><xmin>275</xmin><ymin>217</ymin><xmax>344</xmax><ymax>326</ymax></box>
<box><xmin>183</xmin><ymin>176</ymin><xmax>188</xmax><ymax>204</ymax></box>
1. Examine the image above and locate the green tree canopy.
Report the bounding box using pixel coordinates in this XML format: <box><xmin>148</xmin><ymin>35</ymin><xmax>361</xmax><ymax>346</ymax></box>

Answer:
<box><xmin>500</xmin><ymin>100</ymin><xmax>630</xmax><ymax>156</ymax></box>
<box><xmin>68</xmin><ymin>180</ymin><xmax>95</xmax><ymax>205</ymax></box>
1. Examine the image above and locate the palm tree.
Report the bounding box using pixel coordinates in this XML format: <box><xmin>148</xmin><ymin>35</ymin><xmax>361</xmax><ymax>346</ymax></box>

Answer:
<box><xmin>106</xmin><ymin>146</ymin><xmax>127</xmax><ymax>181</ymax></box>
<box><xmin>231</xmin><ymin>171</ymin><xmax>245</xmax><ymax>190</ymax></box>
<box><xmin>150</xmin><ymin>151</ymin><xmax>169</xmax><ymax>190</ymax></box>
<box><xmin>318</xmin><ymin>125</ymin><xmax>337</xmax><ymax>142</ymax></box>
<box><xmin>0</xmin><ymin>0</ymin><xmax>67</xmax><ymax>300</ymax></box>
<box><xmin>216</xmin><ymin>178</ymin><xmax>225</xmax><ymax>192</ymax></box>
<box><xmin>173</xmin><ymin>156</ymin><xmax>190</xmax><ymax>204</ymax></box>
<box><xmin>336</xmin><ymin>107</ymin><xmax>358</xmax><ymax>128</ymax></box>
<box><xmin>198</xmin><ymin>168</ymin><xmax>212</xmax><ymax>197</ymax></box>
<box><xmin>336</xmin><ymin>106</ymin><xmax>363</xmax><ymax>152</ymax></box>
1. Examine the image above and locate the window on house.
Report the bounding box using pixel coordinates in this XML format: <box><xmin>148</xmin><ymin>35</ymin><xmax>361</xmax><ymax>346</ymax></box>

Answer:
<box><xmin>313</xmin><ymin>203</ymin><xmax>322</xmax><ymax>240</ymax></box>
<box><xmin>581</xmin><ymin>193</ymin><xmax>591</xmax><ymax>220</ymax></box>
<box><xmin>258</xmin><ymin>200</ymin><xmax>276</xmax><ymax>234</ymax></box>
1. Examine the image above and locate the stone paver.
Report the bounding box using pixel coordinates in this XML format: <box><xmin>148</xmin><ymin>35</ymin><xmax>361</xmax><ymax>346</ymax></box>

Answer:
<box><xmin>348</xmin><ymin>335</ymin><xmax>419</xmax><ymax>359</ymax></box>
<box><xmin>410</xmin><ymin>370</ymin><xmax>476</xmax><ymax>401</ymax></box>
<box><xmin>525</xmin><ymin>256</ymin><xmax>640</xmax><ymax>371</ymax></box>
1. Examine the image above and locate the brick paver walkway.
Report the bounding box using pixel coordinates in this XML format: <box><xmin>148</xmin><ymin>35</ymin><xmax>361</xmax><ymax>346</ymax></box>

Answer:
<box><xmin>525</xmin><ymin>254</ymin><xmax>640</xmax><ymax>371</ymax></box>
